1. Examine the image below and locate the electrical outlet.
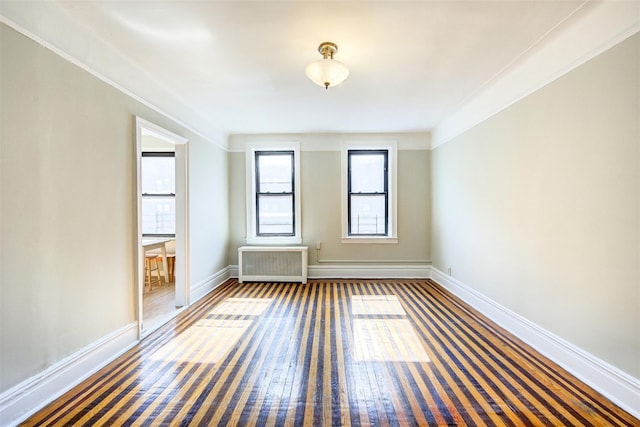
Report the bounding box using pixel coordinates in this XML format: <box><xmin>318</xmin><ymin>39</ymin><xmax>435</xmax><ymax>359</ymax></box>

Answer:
<box><xmin>447</xmin><ymin>267</ymin><xmax>452</xmax><ymax>275</ymax></box>
<box><xmin>315</xmin><ymin>241</ymin><xmax>322</xmax><ymax>250</ymax></box>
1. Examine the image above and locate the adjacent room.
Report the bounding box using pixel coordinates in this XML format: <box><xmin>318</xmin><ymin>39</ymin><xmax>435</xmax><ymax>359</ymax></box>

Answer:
<box><xmin>1</xmin><ymin>1</ymin><xmax>638</xmax><ymax>425</ymax></box>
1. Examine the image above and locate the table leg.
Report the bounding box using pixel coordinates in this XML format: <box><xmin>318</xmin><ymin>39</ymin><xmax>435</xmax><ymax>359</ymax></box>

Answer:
<box><xmin>161</xmin><ymin>245</ymin><xmax>170</xmax><ymax>283</ymax></box>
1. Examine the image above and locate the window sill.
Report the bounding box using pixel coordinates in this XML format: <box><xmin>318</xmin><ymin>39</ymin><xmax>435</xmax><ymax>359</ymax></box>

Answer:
<box><xmin>341</xmin><ymin>236</ymin><xmax>398</xmax><ymax>244</ymax></box>
<box><xmin>246</xmin><ymin>237</ymin><xmax>302</xmax><ymax>245</ymax></box>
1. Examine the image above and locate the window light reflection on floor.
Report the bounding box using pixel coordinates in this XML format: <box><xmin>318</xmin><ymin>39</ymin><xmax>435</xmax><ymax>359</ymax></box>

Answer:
<box><xmin>149</xmin><ymin>318</ymin><xmax>253</xmax><ymax>364</ymax></box>
<box><xmin>351</xmin><ymin>295</ymin><xmax>406</xmax><ymax>316</ymax></box>
<box><xmin>353</xmin><ymin>318</ymin><xmax>431</xmax><ymax>362</ymax></box>
<box><xmin>209</xmin><ymin>297</ymin><xmax>273</xmax><ymax>316</ymax></box>
<box><xmin>352</xmin><ymin>295</ymin><xmax>430</xmax><ymax>362</ymax></box>
<box><xmin>150</xmin><ymin>298</ymin><xmax>273</xmax><ymax>364</ymax></box>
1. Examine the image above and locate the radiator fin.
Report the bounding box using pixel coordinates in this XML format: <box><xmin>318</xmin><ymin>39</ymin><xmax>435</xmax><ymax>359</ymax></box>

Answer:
<box><xmin>242</xmin><ymin>251</ymin><xmax>302</xmax><ymax>276</ymax></box>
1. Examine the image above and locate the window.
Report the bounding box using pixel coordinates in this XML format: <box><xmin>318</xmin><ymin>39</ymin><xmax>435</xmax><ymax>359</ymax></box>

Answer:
<box><xmin>348</xmin><ymin>150</ymin><xmax>388</xmax><ymax>236</ymax></box>
<box><xmin>246</xmin><ymin>143</ymin><xmax>301</xmax><ymax>244</ymax></box>
<box><xmin>141</xmin><ymin>152</ymin><xmax>175</xmax><ymax>236</ymax></box>
<box><xmin>255</xmin><ymin>151</ymin><xmax>295</xmax><ymax>236</ymax></box>
<box><xmin>342</xmin><ymin>143</ymin><xmax>397</xmax><ymax>243</ymax></box>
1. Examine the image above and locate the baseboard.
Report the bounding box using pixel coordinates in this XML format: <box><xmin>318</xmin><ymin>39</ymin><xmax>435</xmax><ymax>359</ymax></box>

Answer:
<box><xmin>190</xmin><ymin>266</ymin><xmax>232</xmax><ymax>303</ymax></box>
<box><xmin>309</xmin><ymin>264</ymin><xmax>431</xmax><ymax>279</ymax></box>
<box><xmin>430</xmin><ymin>267</ymin><xmax>640</xmax><ymax>419</ymax></box>
<box><xmin>230</xmin><ymin>264</ymin><xmax>431</xmax><ymax>280</ymax></box>
<box><xmin>0</xmin><ymin>322</ymin><xmax>138</xmax><ymax>426</ymax></box>
<box><xmin>229</xmin><ymin>265</ymin><xmax>239</xmax><ymax>278</ymax></box>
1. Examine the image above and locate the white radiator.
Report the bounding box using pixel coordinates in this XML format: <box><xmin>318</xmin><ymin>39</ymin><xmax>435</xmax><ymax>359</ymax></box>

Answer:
<box><xmin>238</xmin><ymin>246</ymin><xmax>308</xmax><ymax>283</ymax></box>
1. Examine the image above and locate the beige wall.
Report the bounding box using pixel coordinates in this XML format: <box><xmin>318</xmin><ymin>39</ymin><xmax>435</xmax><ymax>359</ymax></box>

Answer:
<box><xmin>228</xmin><ymin>135</ymin><xmax>431</xmax><ymax>266</ymax></box>
<box><xmin>0</xmin><ymin>24</ymin><xmax>229</xmax><ymax>392</ymax></box>
<box><xmin>188</xmin><ymin>135</ymin><xmax>229</xmax><ymax>280</ymax></box>
<box><xmin>431</xmin><ymin>34</ymin><xmax>639</xmax><ymax>377</ymax></box>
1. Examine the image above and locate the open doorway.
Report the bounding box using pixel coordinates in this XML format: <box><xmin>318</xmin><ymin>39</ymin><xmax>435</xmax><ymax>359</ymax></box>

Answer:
<box><xmin>135</xmin><ymin>117</ymin><xmax>189</xmax><ymax>337</ymax></box>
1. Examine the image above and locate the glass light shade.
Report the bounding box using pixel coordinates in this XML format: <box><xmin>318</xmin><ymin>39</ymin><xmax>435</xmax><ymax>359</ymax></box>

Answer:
<box><xmin>305</xmin><ymin>59</ymin><xmax>350</xmax><ymax>88</ymax></box>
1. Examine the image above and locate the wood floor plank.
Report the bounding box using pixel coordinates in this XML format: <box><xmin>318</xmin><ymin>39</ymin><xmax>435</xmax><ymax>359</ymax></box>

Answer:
<box><xmin>261</xmin><ymin>284</ymin><xmax>309</xmax><ymax>426</ymax></box>
<box><xmin>22</xmin><ymin>279</ymin><xmax>638</xmax><ymax>427</ymax></box>
<box><xmin>403</xmin><ymin>281</ymin><xmax>572</xmax><ymax>425</ymax></box>
<box><xmin>345</xmin><ymin>282</ymin><xmax>392</xmax><ymax>427</ymax></box>
<box><xmin>229</xmin><ymin>284</ymin><xmax>299</xmax><ymax>426</ymax></box>
<box><xmin>284</xmin><ymin>283</ymin><xmax>317</xmax><ymax>427</ymax></box>
<box><xmin>185</xmin><ymin>283</ymin><xmax>278</xmax><ymax>425</ymax></box>
<box><xmin>408</xmin><ymin>281</ymin><xmax>593</xmax><ymax>425</ymax></box>
<box><xmin>302</xmin><ymin>282</ymin><xmax>323</xmax><ymax>426</ymax></box>
<box><xmin>332</xmin><ymin>283</ymin><xmax>353</xmax><ymax>427</ymax></box>
<box><xmin>238</xmin><ymin>284</ymin><xmax>294</xmax><ymax>425</ymax></box>
<box><xmin>397</xmin><ymin>283</ymin><xmax>549</xmax><ymax>425</ymax></box>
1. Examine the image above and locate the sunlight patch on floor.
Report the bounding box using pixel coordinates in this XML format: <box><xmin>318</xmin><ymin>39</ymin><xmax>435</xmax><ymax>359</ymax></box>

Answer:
<box><xmin>149</xmin><ymin>318</ymin><xmax>252</xmax><ymax>363</ymax></box>
<box><xmin>351</xmin><ymin>295</ymin><xmax>406</xmax><ymax>316</ymax></box>
<box><xmin>353</xmin><ymin>318</ymin><xmax>430</xmax><ymax>362</ymax></box>
<box><xmin>210</xmin><ymin>298</ymin><xmax>273</xmax><ymax>316</ymax></box>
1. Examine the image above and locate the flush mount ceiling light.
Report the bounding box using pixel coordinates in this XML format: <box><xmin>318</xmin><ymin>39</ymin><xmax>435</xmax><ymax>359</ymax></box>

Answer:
<box><xmin>305</xmin><ymin>42</ymin><xmax>350</xmax><ymax>90</ymax></box>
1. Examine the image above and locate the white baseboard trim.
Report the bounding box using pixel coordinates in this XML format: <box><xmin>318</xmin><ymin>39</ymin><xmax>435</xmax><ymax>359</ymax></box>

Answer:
<box><xmin>0</xmin><ymin>322</ymin><xmax>138</xmax><ymax>427</ymax></box>
<box><xmin>430</xmin><ymin>267</ymin><xmax>640</xmax><ymax>419</ymax></box>
<box><xmin>229</xmin><ymin>265</ymin><xmax>239</xmax><ymax>279</ymax></box>
<box><xmin>229</xmin><ymin>264</ymin><xmax>431</xmax><ymax>280</ymax></box>
<box><xmin>190</xmin><ymin>266</ymin><xmax>232</xmax><ymax>303</ymax></box>
<box><xmin>309</xmin><ymin>264</ymin><xmax>431</xmax><ymax>279</ymax></box>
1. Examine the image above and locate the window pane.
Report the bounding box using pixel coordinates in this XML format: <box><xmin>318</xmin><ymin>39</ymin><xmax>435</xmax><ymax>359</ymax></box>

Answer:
<box><xmin>350</xmin><ymin>153</ymin><xmax>385</xmax><ymax>193</ymax></box>
<box><xmin>258</xmin><ymin>154</ymin><xmax>292</xmax><ymax>193</ymax></box>
<box><xmin>350</xmin><ymin>195</ymin><xmax>386</xmax><ymax>235</ymax></box>
<box><xmin>142</xmin><ymin>198</ymin><xmax>175</xmax><ymax>235</ymax></box>
<box><xmin>257</xmin><ymin>195</ymin><xmax>293</xmax><ymax>235</ymax></box>
<box><xmin>142</xmin><ymin>157</ymin><xmax>175</xmax><ymax>194</ymax></box>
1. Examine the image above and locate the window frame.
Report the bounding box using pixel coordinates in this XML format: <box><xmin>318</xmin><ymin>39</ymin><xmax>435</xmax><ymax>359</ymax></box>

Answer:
<box><xmin>341</xmin><ymin>142</ymin><xmax>398</xmax><ymax>244</ymax></box>
<box><xmin>255</xmin><ymin>150</ymin><xmax>295</xmax><ymax>237</ymax></box>
<box><xmin>141</xmin><ymin>151</ymin><xmax>176</xmax><ymax>238</ymax></box>
<box><xmin>246</xmin><ymin>142</ymin><xmax>302</xmax><ymax>245</ymax></box>
<box><xmin>347</xmin><ymin>149</ymin><xmax>389</xmax><ymax>236</ymax></box>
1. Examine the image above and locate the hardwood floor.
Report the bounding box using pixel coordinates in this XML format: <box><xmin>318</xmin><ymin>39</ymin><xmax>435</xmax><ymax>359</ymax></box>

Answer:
<box><xmin>23</xmin><ymin>279</ymin><xmax>636</xmax><ymax>426</ymax></box>
<box><xmin>143</xmin><ymin>278</ymin><xmax>177</xmax><ymax>331</ymax></box>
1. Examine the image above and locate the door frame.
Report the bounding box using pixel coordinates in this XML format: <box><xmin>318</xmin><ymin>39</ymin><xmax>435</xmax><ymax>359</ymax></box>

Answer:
<box><xmin>135</xmin><ymin>116</ymin><xmax>190</xmax><ymax>338</ymax></box>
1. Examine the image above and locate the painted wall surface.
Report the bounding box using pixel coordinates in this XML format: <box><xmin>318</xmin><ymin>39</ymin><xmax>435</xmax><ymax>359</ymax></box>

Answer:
<box><xmin>188</xmin><ymin>135</ymin><xmax>229</xmax><ymax>283</ymax></box>
<box><xmin>228</xmin><ymin>152</ymin><xmax>247</xmax><ymax>265</ymax></box>
<box><xmin>227</xmin><ymin>134</ymin><xmax>430</xmax><ymax>266</ymax></box>
<box><xmin>431</xmin><ymin>34</ymin><xmax>639</xmax><ymax>377</ymax></box>
<box><xmin>0</xmin><ymin>24</ymin><xmax>228</xmax><ymax>392</ymax></box>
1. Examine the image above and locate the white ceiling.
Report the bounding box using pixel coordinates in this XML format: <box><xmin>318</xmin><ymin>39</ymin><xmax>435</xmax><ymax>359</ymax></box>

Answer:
<box><xmin>1</xmin><ymin>1</ymin><xmax>595</xmax><ymax>143</ymax></box>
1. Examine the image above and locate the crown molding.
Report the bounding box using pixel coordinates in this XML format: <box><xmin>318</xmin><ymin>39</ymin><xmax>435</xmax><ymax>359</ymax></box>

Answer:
<box><xmin>228</xmin><ymin>132</ymin><xmax>431</xmax><ymax>152</ymax></box>
<box><xmin>0</xmin><ymin>16</ymin><xmax>228</xmax><ymax>151</ymax></box>
<box><xmin>432</xmin><ymin>0</ymin><xmax>640</xmax><ymax>149</ymax></box>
